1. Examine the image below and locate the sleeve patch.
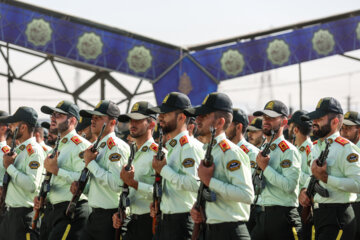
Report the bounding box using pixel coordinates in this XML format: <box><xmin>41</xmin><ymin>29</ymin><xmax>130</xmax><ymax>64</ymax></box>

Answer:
<box><xmin>107</xmin><ymin>137</ymin><xmax>116</xmax><ymax>150</ymax></box>
<box><xmin>270</xmin><ymin>144</ymin><xmax>277</xmax><ymax>151</ymax></box>
<box><xmin>79</xmin><ymin>151</ymin><xmax>85</xmax><ymax>159</ymax></box>
<box><xmin>29</xmin><ymin>161</ymin><xmax>40</xmax><ymax>169</ymax></box>
<box><xmin>1</xmin><ymin>146</ymin><xmax>10</xmax><ymax>154</ymax></box>
<box><xmin>100</xmin><ymin>142</ymin><xmax>106</xmax><ymax>148</ymax></box>
<box><xmin>149</xmin><ymin>143</ymin><xmax>158</xmax><ymax>152</ymax></box>
<box><xmin>182</xmin><ymin>158</ymin><xmax>195</xmax><ymax>168</ymax></box>
<box><xmin>219</xmin><ymin>140</ymin><xmax>230</xmax><ymax>153</ymax></box>
<box><xmin>240</xmin><ymin>145</ymin><xmax>249</xmax><ymax>154</ymax></box>
<box><xmin>299</xmin><ymin>146</ymin><xmax>305</xmax><ymax>152</ymax></box>
<box><xmin>335</xmin><ymin>137</ymin><xmax>349</xmax><ymax>146</ymax></box>
<box><xmin>227</xmin><ymin>160</ymin><xmax>241</xmax><ymax>171</ymax></box>
<box><xmin>280</xmin><ymin>159</ymin><xmax>292</xmax><ymax>168</ymax></box>
<box><xmin>278</xmin><ymin>141</ymin><xmax>290</xmax><ymax>152</ymax></box>
<box><xmin>250</xmin><ymin>160</ymin><xmax>256</xmax><ymax>169</ymax></box>
<box><xmin>141</xmin><ymin>146</ymin><xmax>148</xmax><ymax>152</ymax></box>
<box><xmin>347</xmin><ymin>153</ymin><xmax>359</xmax><ymax>163</ymax></box>
<box><xmin>305</xmin><ymin>145</ymin><xmax>311</xmax><ymax>156</ymax></box>
<box><xmin>109</xmin><ymin>153</ymin><xmax>121</xmax><ymax>162</ymax></box>
<box><xmin>179</xmin><ymin>136</ymin><xmax>189</xmax><ymax>147</ymax></box>
<box><xmin>71</xmin><ymin>136</ymin><xmax>82</xmax><ymax>145</ymax></box>
<box><xmin>26</xmin><ymin>144</ymin><xmax>34</xmax><ymax>156</ymax></box>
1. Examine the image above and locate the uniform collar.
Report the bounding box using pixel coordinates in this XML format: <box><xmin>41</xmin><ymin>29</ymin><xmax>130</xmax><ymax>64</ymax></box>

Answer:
<box><xmin>0</xmin><ymin>141</ymin><xmax>6</xmax><ymax>147</ymax></box>
<box><xmin>299</xmin><ymin>137</ymin><xmax>312</xmax><ymax>148</ymax></box>
<box><xmin>61</xmin><ymin>129</ymin><xmax>77</xmax><ymax>142</ymax></box>
<box><xmin>17</xmin><ymin>137</ymin><xmax>36</xmax><ymax>150</ymax></box>
<box><xmin>318</xmin><ymin>131</ymin><xmax>340</xmax><ymax>147</ymax></box>
<box><xmin>97</xmin><ymin>131</ymin><xmax>116</xmax><ymax>147</ymax></box>
<box><xmin>166</xmin><ymin>130</ymin><xmax>188</xmax><ymax>150</ymax></box>
<box><xmin>137</xmin><ymin>137</ymin><xmax>155</xmax><ymax>151</ymax></box>
<box><xmin>272</xmin><ymin>135</ymin><xmax>285</xmax><ymax>145</ymax></box>
<box><xmin>237</xmin><ymin>137</ymin><xmax>247</xmax><ymax>146</ymax></box>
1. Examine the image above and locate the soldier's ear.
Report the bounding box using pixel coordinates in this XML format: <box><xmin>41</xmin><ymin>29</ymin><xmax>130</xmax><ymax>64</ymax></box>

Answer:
<box><xmin>281</xmin><ymin>118</ymin><xmax>288</xmax><ymax>127</ymax></box>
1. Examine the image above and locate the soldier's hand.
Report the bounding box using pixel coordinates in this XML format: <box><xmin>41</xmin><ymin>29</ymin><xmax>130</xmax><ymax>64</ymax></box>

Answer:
<box><xmin>152</xmin><ymin>155</ymin><xmax>167</xmax><ymax>174</ymax></box>
<box><xmin>120</xmin><ymin>166</ymin><xmax>137</xmax><ymax>189</ymax></box>
<box><xmin>256</xmin><ymin>152</ymin><xmax>270</xmax><ymax>171</ymax></box>
<box><xmin>190</xmin><ymin>205</ymin><xmax>203</xmax><ymax>224</ymax></box>
<box><xmin>149</xmin><ymin>202</ymin><xmax>157</xmax><ymax>218</ymax></box>
<box><xmin>299</xmin><ymin>188</ymin><xmax>311</xmax><ymax>207</ymax></box>
<box><xmin>112</xmin><ymin>212</ymin><xmax>122</xmax><ymax>229</ymax></box>
<box><xmin>44</xmin><ymin>152</ymin><xmax>59</xmax><ymax>175</ymax></box>
<box><xmin>198</xmin><ymin>160</ymin><xmax>214</xmax><ymax>187</ymax></box>
<box><xmin>3</xmin><ymin>152</ymin><xmax>17</xmax><ymax>169</ymax></box>
<box><xmin>70</xmin><ymin>181</ymin><xmax>79</xmax><ymax>195</ymax></box>
<box><xmin>84</xmin><ymin>146</ymin><xmax>98</xmax><ymax>166</ymax></box>
<box><xmin>311</xmin><ymin>160</ymin><xmax>328</xmax><ymax>183</ymax></box>
<box><xmin>33</xmin><ymin>196</ymin><xmax>40</xmax><ymax>211</ymax></box>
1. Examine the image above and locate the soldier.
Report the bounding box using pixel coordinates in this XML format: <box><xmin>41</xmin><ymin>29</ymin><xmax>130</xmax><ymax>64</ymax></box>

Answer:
<box><xmin>299</xmin><ymin>97</ymin><xmax>360</xmax><ymax>240</ymax></box>
<box><xmin>34</xmin><ymin>122</ymin><xmax>53</xmax><ymax>154</ymax></box>
<box><xmin>187</xmin><ymin>116</ymin><xmax>204</xmax><ymax>147</ymax></box>
<box><xmin>0</xmin><ymin>111</ymin><xmax>9</xmax><ymax>194</ymax></box>
<box><xmin>76</xmin><ymin>117</ymin><xmax>96</xmax><ymax>143</ymax></box>
<box><xmin>288</xmin><ymin>110</ymin><xmax>313</xmax><ymax>240</ymax></box>
<box><xmin>340</xmin><ymin>111</ymin><xmax>360</xmax><ymax>240</ymax></box>
<box><xmin>149</xmin><ymin>92</ymin><xmax>204</xmax><ymax>240</ymax></box>
<box><xmin>0</xmin><ymin>107</ymin><xmax>45</xmax><ymax>240</ymax></box>
<box><xmin>251</xmin><ymin>100</ymin><xmax>302</xmax><ymax>240</ymax></box>
<box><xmin>188</xmin><ymin>93</ymin><xmax>254</xmax><ymax>240</ymax></box>
<box><xmin>73</xmin><ymin>100</ymin><xmax>130</xmax><ymax>240</ymax></box>
<box><xmin>41</xmin><ymin>121</ymin><xmax>57</xmax><ymax>148</ymax></box>
<box><xmin>246</xmin><ymin>118</ymin><xmax>264</xmax><ymax>149</ymax></box>
<box><xmin>35</xmin><ymin>100</ymin><xmax>91</xmax><ymax>240</ymax></box>
<box><xmin>112</xmin><ymin>101</ymin><xmax>160</xmax><ymax>239</ymax></box>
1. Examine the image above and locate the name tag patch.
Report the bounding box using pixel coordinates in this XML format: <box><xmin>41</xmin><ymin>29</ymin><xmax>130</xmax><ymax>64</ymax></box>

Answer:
<box><xmin>227</xmin><ymin>160</ymin><xmax>241</xmax><ymax>171</ymax></box>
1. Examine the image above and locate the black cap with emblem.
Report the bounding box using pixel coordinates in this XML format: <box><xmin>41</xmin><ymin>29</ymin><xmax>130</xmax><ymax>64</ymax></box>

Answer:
<box><xmin>185</xmin><ymin>92</ymin><xmax>233</xmax><ymax>116</ymax></box>
<box><xmin>253</xmin><ymin>100</ymin><xmax>288</xmax><ymax>118</ymax></box>
<box><xmin>232</xmin><ymin>108</ymin><xmax>249</xmax><ymax>128</ymax></box>
<box><xmin>0</xmin><ymin>106</ymin><xmax>38</xmax><ymax>126</ymax></box>
<box><xmin>41</xmin><ymin>100</ymin><xmax>80</xmax><ymax>121</ymax></box>
<box><xmin>302</xmin><ymin>97</ymin><xmax>343</xmax><ymax>121</ymax></box>
<box><xmin>80</xmin><ymin>100</ymin><xmax>120</xmax><ymax>118</ymax></box>
<box><xmin>288</xmin><ymin>110</ymin><xmax>312</xmax><ymax>128</ymax></box>
<box><xmin>118</xmin><ymin>101</ymin><xmax>156</xmax><ymax>122</ymax></box>
<box><xmin>247</xmin><ymin>118</ymin><xmax>262</xmax><ymax>131</ymax></box>
<box><xmin>149</xmin><ymin>92</ymin><xmax>192</xmax><ymax>114</ymax></box>
<box><xmin>76</xmin><ymin>117</ymin><xmax>92</xmax><ymax>131</ymax></box>
<box><xmin>343</xmin><ymin>111</ymin><xmax>360</xmax><ymax>126</ymax></box>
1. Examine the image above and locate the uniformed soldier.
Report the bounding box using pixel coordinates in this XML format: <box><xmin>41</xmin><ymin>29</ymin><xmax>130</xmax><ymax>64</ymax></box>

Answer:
<box><xmin>0</xmin><ymin>111</ymin><xmax>9</xmax><ymax>192</ymax></box>
<box><xmin>246</xmin><ymin>118</ymin><xmax>264</xmax><ymax>149</ymax></box>
<box><xmin>34</xmin><ymin>122</ymin><xmax>53</xmax><ymax>154</ymax></box>
<box><xmin>340</xmin><ymin>111</ymin><xmax>360</xmax><ymax>240</ymax></box>
<box><xmin>76</xmin><ymin>117</ymin><xmax>96</xmax><ymax>143</ymax></box>
<box><xmin>288</xmin><ymin>110</ymin><xmax>313</xmax><ymax>240</ymax></box>
<box><xmin>35</xmin><ymin>100</ymin><xmax>91</xmax><ymax>240</ymax></box>
<box><xmin>0</xmin><ymin>107</ymin><xmax>45</xmax><ymax>240</ymax></box>
<box><xmin>149</xmin><ymin>92</ymin><xmax>204</xmax><ymax>240</ymax></box>
<box><xmin>251</xmin><ymin>100</ymin><xmax>302</xmax><ymax>240</ymax></box>
<box><xmin>41</xmin><ymin>121</ymin><xmax>57</xmax><ymax>148</ymax></box>
<box><xmin>74</xmin><ymin>100</ymin><xmax>130</xmax><ymax>240</ymax></box>
<box><xmin>112</xmin><ymin>101</ymin><xmax>160</xmax><ymax>239</ymax></box>
<box><xmin>299</xmin><ymin>97</ymin><xmax>360</xmax><ymax>240</ymax></box>
<box><xmin>187</xmin><ymin>117</ymin><xmax>204</xmax><ymax>148</ymax></box>
<box><xmin>188</xmin><ymin>93</ymin><xmax>254</xmax><ymax>240</ymax></box>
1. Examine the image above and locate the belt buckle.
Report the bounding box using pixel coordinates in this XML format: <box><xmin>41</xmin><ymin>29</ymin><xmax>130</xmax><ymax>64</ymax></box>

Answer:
<box><xmin>314</xmin><ymin>203</ymin><xmax>319</xmax><ymax>209</ymax></box>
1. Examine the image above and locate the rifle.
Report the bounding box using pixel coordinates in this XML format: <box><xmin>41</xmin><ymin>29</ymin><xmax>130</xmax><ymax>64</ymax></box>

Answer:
<box><xmin>115</xmin><ymin>143</ymin><xmax>136</xmax><ymax>240</ymax></box>
<box><xmin>0</xmin><ymin>127</ymin><xmax>18</xmax><ymax>214</ymax></box>
<box><xmin>31</xmin><ymin>134</ymin><xmax>60</xmax><ymax>230</ymax></box>
<box><xmin>152</xmin><ymin>127</ymin><xmax>164</xmax><ymax>236</ymax></box>
<box><xmin>252</xmin><ymin>130</ymin><xmax>276</xmax><ymax>205</ymax></box>
<box><xmin>66</xmin><ymin>123</ymin><xmax>106</xmax><ymax>218</ymax></box>
<box><xmin>191</xmin><ymin>127</ymin><xmax>217</xmax><ymax>240</ymax></box>
<box><xmin>301</xmin><ymin>139</ymin><xmax>330</xmax><ymax>224</ymax></box>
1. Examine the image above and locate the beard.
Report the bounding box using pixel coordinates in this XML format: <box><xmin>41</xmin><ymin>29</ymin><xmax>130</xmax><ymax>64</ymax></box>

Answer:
<box><xmin>226</xmin><ymin>127</ymin><xmax>236</xmax><ymax>141</ymax></box>
<box><xmin>58</xmin><ymin>118</ymin><xmax>70</xmax><ymax>134</ymax></box>
<box><xmin>162</xmin><ymin>118</ymin><xmax>177</xmax><ymax>134</ymax></box>
<box><xmin>313</xmin><ymin>122</ymin><xmax>331</xmax><ymax>138</ymax></box>
<box><xmin>130</xmin><ymin>127</ymin><xmax>147</xmax><ymax>139</ymax></box>
<box><xmin>263</xmin><ymin>128</ymin><xmax>273</xmax><ymax>136</ymax></box>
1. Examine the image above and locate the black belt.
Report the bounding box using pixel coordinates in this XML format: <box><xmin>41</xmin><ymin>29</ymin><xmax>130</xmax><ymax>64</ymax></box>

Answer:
<box><xmin>259</xmin><ymin>205</ymin><xmax>296</xmax><ymax>212</ymax></box>
<box><xmin>91</xmin><ymin>207</ymin><xmax>117</xmax><ymax>214</ymax></box>
<box><xmin>8</xmin><ymin>206</ymin><xmax>32</xmax><ymax>211</ymax></box>
<box><xmin>131</xmin><ymin>213</ymin><xmax>150</xmax><ymax>220</ymax></box>
<box><xmin>315</xmin><ymin>203</ymin><xmax>351</xmax><ymax>209</ymax></box>
<box><xmin>161</xmin><ymin>212</ymin><xmax>189</xmax><ymax>220</ymax></box>
<box><xmin>46</xmin><ymin>200</ymin><xmax>86</xmax><ymax>210</ymax></box>
<box><xmin>207</xmin><ymin>221</ymin><xmax>245</xmax><ymax>230</ymax></box>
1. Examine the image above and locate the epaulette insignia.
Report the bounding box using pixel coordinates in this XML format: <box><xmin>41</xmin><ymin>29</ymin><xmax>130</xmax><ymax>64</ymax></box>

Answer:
<box><xmin>335</xmin><ymin>137</ymin><xmax>349</xmax><ymax>146</ymax></box>
<box><xmin>141</xmin><ymin>146</ymin><xmax>148</xmax><ymax>152</ymax></box>
<box><xmin>100</xmin><ymin>142</ymin><xmax>106</xmax><ymax>148</ymax></box>
<box><xmin>150</xmin><ymin>143</ymin><xmax>158</xmax><ymax>152</ymax></box>
<box><xmin>180</xmin><ymin>136</ymin><xmax>189</xmax><ymax>147</ymax></box>
<box><xmin>107</xmin><ymin>137</ymin><xmax>116</xmax><ymax>150</ymax></box>
<box><xmin>19</xmin><ymin>145</ymin><xmax>25</xmax><ymax>151</ymax></box>
<box><xmin>219</xmin><ymin>140</ymin><xmax>230</xmax><ymax>153</ymax></box>
<box><xmin>305</xmin><ymin>145</ymin><xmax>311</xmax><ymax>156</ymax></box>
<box><xmin>79</xmin><ymin>151</ymin><xmax>85</xmax><ymax>159</ymax></box>
<box><xmin>71</xmin><ymin>136</ymin><xmax>82</xmax><ymax>145</ymax></box>
<box><xmin>227</xmin><ymin>160</ymin><xmax>241</xmax><ymax>171</ymax></box>
<box><xmin>250</xmin><ymin>161</ymin><xmax>256</xmax><ymax>169</ymax></box>
<box><xmin>270</xmin><ymin>144</ymin><xmax>277</xmax><ymax>151</ymax></box>
<box><xmin>42</xmin><ymin>146</ymin><xmax>48</xmax><ymax>152</ymax></box>
<box><xmin>1</xmin><ymin>146</ymin><xmax>10</xmax><ymax>154</ymax></box>
<box><xmin>182</xmin><ymin>158</ymin><xmax>195</xmax><ymax>168</ymax></box>
<box><xmin>26</xmin><ymin>144</ymin><xmax>34</xmax><ymax>156</ymax></box>
<box><xmin>169</xmin><ymin>139</ymin><xmax>177</xmax><ymax>148</ymax></box>
<box><xmin>278</xmin><ymin>141</ymin><xmax>290</xmax><ymax>152</ymax></box>
<box><xmin>313</xmin><ymin>140</ymin><xmax>318</xmax><ymax>145</ymax></box>
<box><xmin>299</xmin><ymin>146</ymin><xmax>305</xmax><ymax>152</ymax></box>
<box><xmin>240</xmin><ymin>145</ymin><xmax>249</xmax><ymax>154</ymax></box>
<box><xmin>347</xmin><ymin>153</ymin><xmax>359</xmax><ymax>163</ymax></box>
<box><xmin>29</xmin><ymin>161</ymin><xmax>40</xmax><ymax>169</ymax></box>
<box><xmin>280</xmin><ymin>159</ymin><xmax>292</xmax><ymax>168</ymax></box>
<box><xmin>61</xmin><ymin>138</ymin><xmax>68</xmax><ymax>144</ymax></box>
<box><xmin>109</xmin><ymin>153</ymin><xmax>121</xmax><ymax>162</ymax></box>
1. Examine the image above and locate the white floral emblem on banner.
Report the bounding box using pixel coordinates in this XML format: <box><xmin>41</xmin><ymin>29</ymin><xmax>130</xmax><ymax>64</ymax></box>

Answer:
<box><xmin>312</xmin><ymin>29</ymin><xmax>335</xmax><ymax>55</ymax></box>
<box><xmin>25</xmin><ymin>18</ymin><xmax>52</xmax><ymax>46</ymax></box>
<box><xmin>220</xmin><ymin>49</ymin><xmax>245</xmax><ymax>76</ymax></box>
<box><xmin>77</xmin><ymin>32</ymin><xmax>103</xmax><ymax>60</ymax></box>
<box><xmin>127</xmin><ymin>46</ymin><xmax>153</xmax><ymax>73</ymax></box>
<box><xmin>266</xmin><ymin>39</ymin><xmax>290</xmax><ymax>65</ymax></box>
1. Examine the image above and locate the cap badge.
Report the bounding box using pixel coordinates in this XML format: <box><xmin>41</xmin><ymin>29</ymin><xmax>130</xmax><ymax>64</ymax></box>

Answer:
<box><xmin>316</xmin><ymin>98</ymin><xmax>323</xmax><ymax>109</ymax></box>
<box><xmin>132</xmin><ymin>103</ymin><xmax>139</xmax><ymax>112</ymax></box>
<box><xmin>162</xmin><ymin>94</ymin><xmax>170</xmax><ymax>104</ymax></box>
<box><xmin>95</xmin><ymin>101</ymin><xmax>103</xmax><ymax>109</ymax></box>
<box><xmin>202</xmin><ymin>94</ymin><xmax>209</xmax><ymax>105</ymax></box>
<box><xmin>79</xmin><ymin>117</ymin><xmax>83</xmax><ymax>123</ymax></box>
<box><xmin>265</xmin><ymin>101</ymin><xmax>274</xmax><ymax>110</ymax></box>
<box><xmin>344</xmin><ymin>112</ymin><xmax>350</xmax><ymax>119</ymax></box>
<box><xmin>56</xmin><ymin>101</ymin><xmax>64</xmax><ymax>108</ymax></box>
<box><xmin>251</xmin><ymin>119</ymin><xmax>256</xmax><ymax>125</ymax></box>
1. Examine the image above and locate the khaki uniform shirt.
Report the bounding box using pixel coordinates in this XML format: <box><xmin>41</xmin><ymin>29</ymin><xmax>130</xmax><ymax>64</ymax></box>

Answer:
<box><xmin>0</xmin><ymin>141</ymin><xmax>10</xmax><ymax>186</ymax></box>
<box><xmin>237</xmin><ymin>138</ymin><xmax>259</xmax><ymax>174</ymax></box>
<box><xmin>297</xmin><ymin>138</ymin><xmax>313</xmax><ymax>190</ymax></box>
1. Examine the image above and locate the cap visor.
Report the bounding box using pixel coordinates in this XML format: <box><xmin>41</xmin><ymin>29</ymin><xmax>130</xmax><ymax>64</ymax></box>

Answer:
<box><xmin>41</xmin><ymin>106</ymin><xmax>67</xmax><ymax>115</ymax></box>
<box><xmin>118</xmin><ymin>113</ymin><xmax>149</xmax><ymax>122</ymax></box>
<box><xmin>253</xmin><ymin>110</ymin><xmax>282</xmax><ymax>118</ymax></box>
<box><xmin>41</xmin><ymin>122</ymin><xmax>50</xmax><ymax>129</ymax></box>
<box><xmin>149</xmin><ymin>105</ymin><xmax>178</xmax><ymax>114</ymax></box>
<box><xmin>80</xmin><ymin>110</ymin><xmax>106</xmax><ymax>118</ymax></box>
<box><xmin>185</xmin><ymin>105</ymin><xmax>214</xmax><ymax>117</ymax></box>
<box><xmin>247</xmin><ymin>126</ymin><xmax>262</xmax><ymax>131</ymax></box>
<box><xmin>0</xmin><ymin>115</ymin><xmax>17</xmax><ymax>124</ymax></box>
<box><xmin>303</xmin><ymin>110</ymin><xmax>327</xmax><ymax>120</ymax></box>
<box><xmin>343</xmin><ymin>119</ymin><xmax>358</xmax><ymax>126</ymax></box>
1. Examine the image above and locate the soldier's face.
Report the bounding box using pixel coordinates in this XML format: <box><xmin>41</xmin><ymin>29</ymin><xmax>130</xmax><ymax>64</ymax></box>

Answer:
<box><xmin>9</xmin><ymin>122</ymin><xmax>22</xmax><ymax>139</ymax></box>
<box><xmin>225</xmin><ymin>122</ymin><xmax>237</xmax><ymax>141</ymax></box>
<box><xmin>91</xmin><ymin>115</ymin><xmax>109</xmax><ymax>136</ymax></box>
<box><xmin>341</xmin><ymin>125</ymin><xmax>360</xmax><ymax>144</ymax></box>
<box><xmin>158</xmin><ymin>111</ymin><xmax>179</xmax><ymax>134</ymax></box>
<box><xmin>262</xmin><ymin>115</ymin><xmax>282</xmax><ymax>136</ymax></box>
<box><xmin>248</xmin><ymin>130</ymin><xmax>263</xmax><ymax>146</ymax></box>
<box><xmin>196</xmin><ymin>113</ymin><xmax>215</xmax><ymax>137</ymax></box>
<box><xmin>312</xmin><ymin>115</ymin><xmax>332</xmax><ymax>138</ymax></box>
<box><xmin>51</xmin><ymin>112</ymin><xmax>69</xmax><ymax>134</ymax></box>
<box><xmin>129</xmin><ymin>119</ymin><xmax>149</xmax><ymax>138</ymax></box>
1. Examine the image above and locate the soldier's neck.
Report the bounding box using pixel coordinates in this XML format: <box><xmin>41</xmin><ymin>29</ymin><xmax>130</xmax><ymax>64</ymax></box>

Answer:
<box><xmin>168</xmin><ymin>124</ymin><xmax>186</xmax><ymax>139</ymax></box>
<box><xmin>135</xmin><ymin>132</ymin><xmax>152</xmax><ymax>149</ymax></box>
<box><xmin>60</xmin><ymin>126</ymin><xmax>75</xmax><ymax>138</ymax></box>
<box><xmin>0</xmin><ymin>134</ymin><xmax>5</xmax><ymax>142</ymax></box>
<box><xmin>321</xmin><ymin>129</ymin><xmax>338</xmax><ymax>141</ymax></box>
<box><xmin>295</xmin><ymin>134</ymin><xmax>307</xmax><ymax>147</ymax></box>
<box><xmin>18</xmin><ymin>134</ymin><xmax>32</xmax><ymax>144</ymax></box>
<box><xmin>265</xmin><ymin>128</ymin><xmax>283</xmax><ymax>142</ymax></box>
<box><xmin>230</xmin><ymin>134</ymin><xmax>243</xmax><ymax>145</ymax></box>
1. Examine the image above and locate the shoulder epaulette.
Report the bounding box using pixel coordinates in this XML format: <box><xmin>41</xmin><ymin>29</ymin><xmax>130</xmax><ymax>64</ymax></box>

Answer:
<box><xmin>1</xmin><ymin>146</ymin><xmax>10</xmax><ymax>154</ymax></box>
<box><xmin>149</xmin><ymin>143</ymin><xmax>158</xmax><ymax>152</ymax></box>
<box><xmin>335</xmin><ymin>136</ymin><xmax>349</xmax><ymax>146</ymax></box>
<box><xmin>240</xmin><ymin>145</ymin><xmax>249</xmax><ymax>154</ymax></box>
<box><xmin>107</xmin><ymin>137</ymin><xmax>116</xmax><ymax>150</ymax></box>
<box><xmin>219</xmin><ymin>139</ymin><xmax>230</xmax><ymax>153</ymax></box>
<box><xmin>313</xmin><ymin>140</ymin><xmax>318</xmax><ymax>145</ymax></box>
<box><xmin>180</xmin><ymin>135</ymin><xmax>189</xmax><ymax>147</ymax></box>
<box><xmin>26</xmin><ymin>144</ymin><xmax>34</xmax><ymax>156</ymax></box>
<box><xmin>278</xmin><ymin>141</ymin><xmax>290</xmax><ymax>152</ymax></box>
<box><xmin>71</xmin><ymin>136</ymin><xmax>82</xmax><ymax>145</ymax></box>
<box><xmin>305</xmin><ymin>145</ymin><xmax>311</xmax><ymax>156</ymax></box>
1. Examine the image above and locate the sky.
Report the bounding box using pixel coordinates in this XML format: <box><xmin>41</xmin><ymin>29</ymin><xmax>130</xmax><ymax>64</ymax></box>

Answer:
<box><xmin>1</xmin><ymin>0</ymin><xmax>360</xmax><ymax>119</ymax></box>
